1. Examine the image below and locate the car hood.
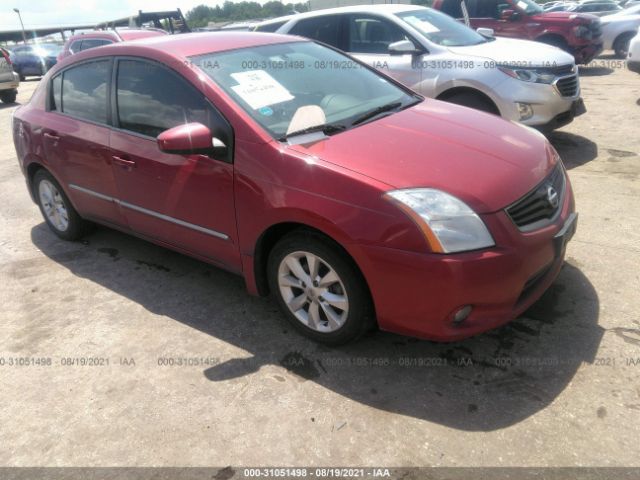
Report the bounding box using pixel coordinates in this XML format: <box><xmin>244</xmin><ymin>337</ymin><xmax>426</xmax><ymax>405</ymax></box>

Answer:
<box><xmin>531</xmin><ymin>10</ymin><xmax>599</xmax><ymax>21</ymax></box>
<box><xmin>447</xmin><ymin>37</ymin><xmax>575</xmax><ymax>66</ymax></box>
<box><xmin>600</xmin><ymin>13</ymin><xmax>640</xmax><ymax>24</ymax></box>
<box><xmin>286</xmin><ymin>101</ymin><xmax>557</xmax><ymax>214</ymax></box>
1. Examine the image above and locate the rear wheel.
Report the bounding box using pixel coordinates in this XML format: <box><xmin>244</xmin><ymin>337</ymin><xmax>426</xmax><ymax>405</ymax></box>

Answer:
<box><xmin>614</xmin><ymin>32</ymin><xmax>635</xmax><ymax>58</ymax></box>
<box><xmin>267</xmin><ymin>231</ymin><xmax>374</xmax><ymax>345</ymax></box>
<box><xmin>33</xmin><ymin>170</ymin><xmax>89</xmax><ymax>241</ymax></box>
<box><xmin>0</xmin><ymin>90</ymin><xmax>17</xmax><ymax>104</ymax></box>
<box><xmin>443</xmin><ymin>91</ymin><xmax>499</xmax><ymax>115</ymax></box>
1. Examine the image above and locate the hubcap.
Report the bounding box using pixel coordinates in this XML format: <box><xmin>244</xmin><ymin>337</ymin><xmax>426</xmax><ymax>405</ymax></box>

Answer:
<box><xmin>38</xmin><ymin>179</ymin><xmax>69</xmax><ymax>232</ymax></box>
<box><xmin>278</xmin><ymin>251</ymin><xmax>349</xmax><ymax>333</ymax></box>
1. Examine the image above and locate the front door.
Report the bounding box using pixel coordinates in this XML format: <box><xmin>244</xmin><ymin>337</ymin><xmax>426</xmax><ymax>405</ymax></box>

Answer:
<box><xmin>109</xmin><ymin>58</ymin><xmax>240</xmax><ymax>271</ymax></box>
<box><xmin>346</xmin><ymin>14</ymin><xmax>423</xmax><ymax>92</ymax></box>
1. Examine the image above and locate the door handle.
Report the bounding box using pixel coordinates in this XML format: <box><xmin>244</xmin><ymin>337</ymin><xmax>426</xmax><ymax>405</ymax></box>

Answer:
<box><xmin>112</xmin><ymin>155</ymin><xmax>136</xmax><ymax>168</ymax></box>
<box><xmin>43</xmin><ymin>132</ymin><xmax>60</xmax><ymax>141</ymax></box>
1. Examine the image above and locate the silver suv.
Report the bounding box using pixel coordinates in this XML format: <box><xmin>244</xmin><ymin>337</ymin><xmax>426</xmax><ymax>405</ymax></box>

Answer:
<box><xmin>255</xmin><ymin>5</ymin><xmax>585</xmax><ymax>130</ymax></box>
<box><xmin>0</xmin><ymin>48</ymin><xmax>19</xmax><ymax>104</ymax></box>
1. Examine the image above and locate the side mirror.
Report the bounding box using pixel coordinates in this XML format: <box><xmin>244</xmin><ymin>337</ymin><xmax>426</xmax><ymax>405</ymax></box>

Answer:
<box><xmin>388</xmin><ymin>39</ymin><xmax>421</xmax><ymax>56</ymax></box>
<box><xmin>157</xmin><ymin>122</ymin><xmax>226</xmax><ymax>158</ymax></box>
<box><xmin>476</xmin><ymin>27</ymin><xmax>495</xmax><ymax>37</ymax></box>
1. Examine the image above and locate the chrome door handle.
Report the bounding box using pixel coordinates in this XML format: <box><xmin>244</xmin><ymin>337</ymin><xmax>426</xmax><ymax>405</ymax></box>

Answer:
<box><xmin>43</xmin><ymin>132</ymin><xmax>60</xmax><ymax>141</ymax></box>
<box><xmin>112</xmin><ymin>155</ymin><xmax>136</xmax><ymax>168</ymax></box>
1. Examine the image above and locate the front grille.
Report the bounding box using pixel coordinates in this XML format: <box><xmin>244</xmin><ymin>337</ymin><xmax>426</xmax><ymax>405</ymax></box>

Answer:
<box><xmin>556</xmin><ymin>75</ymin><xmax>579</xmax><ymax>97</ymax></box>
<box><xmin>548</xmin><ymin>64</ymin><xmax>574</xmax><ymax>76</ymax></box>
<box><xmin>506</xmin><ymin>164</ymin><xmax>565</xmax><ymax>231</ymax></box>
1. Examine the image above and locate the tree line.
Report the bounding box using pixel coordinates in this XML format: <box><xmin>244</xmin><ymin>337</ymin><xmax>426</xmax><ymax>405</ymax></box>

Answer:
<box><xmin>185</xmin><ymin>1</ymin><xmax>311</xmax><ymax>27</ymax></box>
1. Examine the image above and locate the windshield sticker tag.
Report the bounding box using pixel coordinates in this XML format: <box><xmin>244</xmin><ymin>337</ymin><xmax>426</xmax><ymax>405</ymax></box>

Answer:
<box><xmin>405</xmin><ymin>16</ymin><xmax>440</xmax><ymax>33</ymax></box>
<box><xmin>517</xmin><ymin>1</ymin><xmax>528</xmax><ymax>10</ymax></box>
<box><xmin>230</xmin><ymin>70</ymin><xmax>294</xmax><ymax>110</ymax></box>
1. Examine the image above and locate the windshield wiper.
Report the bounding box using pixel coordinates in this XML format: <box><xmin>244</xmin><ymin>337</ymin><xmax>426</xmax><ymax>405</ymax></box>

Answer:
<box><xmin>279</xmin><ymin>123</ymin><xmax>346</xmax><ymax>142</ymax></box>
<box><xmin>351</xmin><ymin>102</ymin><xmax>403</xmax><ymax>126</ymax></box>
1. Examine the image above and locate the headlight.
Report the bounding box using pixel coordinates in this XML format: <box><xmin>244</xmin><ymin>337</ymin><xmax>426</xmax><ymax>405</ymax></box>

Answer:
<box><xmin>498</xmin><ymin>66</ymin><xmax>556</xmax><ymax>84</ymax></box>
<box><xmin>385</xmin><ymin>188</ymin><xmax>495</xmax><ymax>253</ymax></box>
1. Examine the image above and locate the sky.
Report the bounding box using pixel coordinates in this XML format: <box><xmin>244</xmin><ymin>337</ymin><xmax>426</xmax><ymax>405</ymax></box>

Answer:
<box><xmin>0</xmin><ymin>0</ymin><xmax>216</xmax><ymax>31</ymax></box>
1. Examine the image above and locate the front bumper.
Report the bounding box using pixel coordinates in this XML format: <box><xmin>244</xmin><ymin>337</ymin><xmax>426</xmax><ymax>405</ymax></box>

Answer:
<box><xmin>571</xmin><ymin>41</ymin><xmax>604</xmax><ymax>65</ymax></box>
<box><xmin>0</xmin><ymin>71</ymin><xmax>19</xmax><ymax>90</ymax></box>
<box><xmin>355</xmin><ymin>170</ymin><xmax>576</xmax><ymax>341</ymax></box>
<box><xmin>494</xmin><ymin>75</ymin><xmax>582</xmax><ymax>129</ymax></box>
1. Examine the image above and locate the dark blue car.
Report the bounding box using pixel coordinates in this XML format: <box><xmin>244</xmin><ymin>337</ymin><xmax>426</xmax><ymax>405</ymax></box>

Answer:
<box><xmin>10</xmin><ymin>43</ymin><xmax>62</xmax><ymax>80</ymax></box>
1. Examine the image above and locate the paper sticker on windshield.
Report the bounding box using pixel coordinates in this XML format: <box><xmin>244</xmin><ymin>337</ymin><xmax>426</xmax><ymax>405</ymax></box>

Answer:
<box><xmin>230</xmin><ymin>70</ymin><xmax>294</xmax><ymax>110</ymax></box>
<box><xmin>404</xmin><ymin>16</ymin><xmax>440</xmax><ymax>33</ymax></box>
<box><xmin>516</xmin><ymin>1</ymin><xmax>528</xmax><ymax>10</ymax></box>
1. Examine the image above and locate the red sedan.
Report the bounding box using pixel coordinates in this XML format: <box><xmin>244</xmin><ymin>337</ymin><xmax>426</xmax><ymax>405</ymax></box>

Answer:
<box><xmin>12</xmin><ymin>32</ymin><xmax>577</xmax><ymax>344</ymax></box>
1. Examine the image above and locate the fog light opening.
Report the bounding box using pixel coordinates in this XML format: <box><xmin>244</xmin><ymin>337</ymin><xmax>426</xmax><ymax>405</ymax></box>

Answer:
<box><xmin>517</xmin><ymin>103</ymin><xmax>534</xmax><ymax>121</ymax></box>
<box><xmin>452</xmin><ymin>305</ymin><xmax>473</xmax><ymax>325</ymax></box>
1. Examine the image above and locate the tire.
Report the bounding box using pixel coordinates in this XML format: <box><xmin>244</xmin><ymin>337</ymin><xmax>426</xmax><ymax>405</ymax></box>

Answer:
<box><xmin>613</xmin><ymin>32</ymin><xmax>634</xmax><ymax>58</ymax></box>
<box><xmin>18</xmin><ymin>72</ymin><xmax>25</xmax><ymax>82</ymax></box>
<box><xmin>0</xmin><ymin>90</ymin><xmax>17</xmax><ymax>104</ymax></box>
<box><xmin>267</xmin><ymin>230</ymin><xmax>375</xmax><ymax>345</ymax></box>
<box><xmin>443</xmin><ymin>91</ymin><xmax>499</xmax><ymax>115</ymax></box>
<box><xmin>33</xmin><ymin>169</ymin><xmax>89</xmax><ymax>241</ymax></box>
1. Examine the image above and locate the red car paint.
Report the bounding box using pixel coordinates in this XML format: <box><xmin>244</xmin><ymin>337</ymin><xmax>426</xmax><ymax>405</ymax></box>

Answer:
<box><xmin>12</xmin><ymin>32</ymin><xmax>576</xmax><ymax>341</ymax></box>
<box><xmin>432</xmin><ymin>0</ymin><xmax>604</xmax><ymax>64</ymax></box>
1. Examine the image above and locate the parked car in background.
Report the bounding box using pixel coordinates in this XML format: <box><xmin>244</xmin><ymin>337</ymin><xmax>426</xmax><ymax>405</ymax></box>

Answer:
<box><xmin>544</xmin><ymin>3</ymin><xmax>578</xmax><ymax>11</ymax></box>
<box><xmin>567</xmin><ymin>1</ymin><xmax>623</xmax><ymax>16</ymax></box>
<box><xmin>608</xmin><ymin>3</ymin><xmax>640</xmax><ymax>14</ymax></box>
<box><xmin>600</xmin><ymin>13</ymin><xmax>640</xmax><ymax>55</ymax></box>
<box><xmin>0</xmin><ymin>47</ymin><xmax>19</xmax><ymax>104</ymax></box>
<box><xmin>432</xmin><ymin>0</ymin><xmax>603</xmax><ymax>64</ymax></box>
<box><xmin>11</xmin><ymin>43</ymin><xmax>62</xmax><ymax>80</ymax></box>
<box><xmin>12</xmin><ymin>32</ymin><xmax>577</xmax><ymax>344</ymax></box>
<box><xmin>58</xmin><ymin>29</ymin><xmax>167</xmax><ymax>61</ymax></box>
<box><xmin>258</xmin><ymin>5</ymin><xmax>584</xmax><ymax>130</ymax></box>
<box><xmin>627</xmin><ymin>27</ymin><xmax>640</xmax><ymax>70</ymax></box>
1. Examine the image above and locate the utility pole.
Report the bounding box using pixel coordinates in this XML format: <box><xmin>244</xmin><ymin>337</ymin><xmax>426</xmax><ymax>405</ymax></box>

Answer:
<box><xmin>13</xmin><ymin>8</ymin><xmax>27</xmax><ymax>44</ymax></box>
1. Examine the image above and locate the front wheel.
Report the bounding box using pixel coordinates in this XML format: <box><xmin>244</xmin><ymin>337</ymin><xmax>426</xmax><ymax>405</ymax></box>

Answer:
<box><xmin>0</xmin><ymin>90</ymin><xmax>17</xmax><ymax>104</ymax></box>
<box><xmin>267</xmin><ymin>231</ymin><xmax>374</xmax><ymax>345</ymax></box>
<box><xmin>33</xmin><ymin>169</ymin><xmax>89</xmax><ymax>241</ymax></box>
<box><xmin>443</xmin><ymin>92</ymin><xmax>499</xmax><ymax>115</ymax></box>
<box><xmin>614</xmin><ymin>32</ymin><xmax>634</xmax><ymax>58</ymax></box>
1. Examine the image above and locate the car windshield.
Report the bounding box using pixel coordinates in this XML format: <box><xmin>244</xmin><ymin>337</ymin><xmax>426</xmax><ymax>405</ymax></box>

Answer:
<box><xmin>192</xmin><ymin>41</ymin><xmax>419</xmax><ymax>140</ymax></box>
<box><xmin>396</xmin><ymin>9</ymin><xmax>487</xmax><ymax>47</ymax></box>
<box><xmin>513</xmin><ymin>0</ymin><xmax>544</xmax><ymax>14</ymax></box>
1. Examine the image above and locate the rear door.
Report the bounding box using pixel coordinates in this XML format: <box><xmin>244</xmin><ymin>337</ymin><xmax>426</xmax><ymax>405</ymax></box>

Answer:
<box><xmin>43</xmin><ymin>59</ymin><xmax>125</xmax><ymax>226</ymax></box>
<box><xmin>109</xmin><ymin>58</ymin><xmax>240</xmax><ymax>271</ymax></box>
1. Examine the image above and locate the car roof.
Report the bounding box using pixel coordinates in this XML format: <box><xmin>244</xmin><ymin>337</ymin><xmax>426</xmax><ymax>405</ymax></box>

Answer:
<box><xmin>84</xmin><ymin>31</ymin><xmax>307</xmax><ymax>59</ymax></box>
<box><xmin>256</xmin><ymin>4</ymin><xmax>426</xmax><ymax>25</ymax></box>
<box><xmin>67</xmin><ymin>29</ymin><xmax>165</xmax><ymax>43</ymax></box>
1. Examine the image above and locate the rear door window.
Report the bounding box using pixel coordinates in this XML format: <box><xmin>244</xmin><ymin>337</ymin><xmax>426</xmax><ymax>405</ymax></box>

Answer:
<box><xmin>59</xmin><ymin>60</ymin><xmax>110</xmax><ymax>124</ymax></box>
<box><xmin>80</xmin><ymin>39</ymin><xmax>112</xmax><ymax>51</ymax></box>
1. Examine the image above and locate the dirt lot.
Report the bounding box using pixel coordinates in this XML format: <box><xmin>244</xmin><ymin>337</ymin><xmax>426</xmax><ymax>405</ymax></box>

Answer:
<box><xmin>1</xmin><ymin>61</ymin><xmax>639</xmax><ymax>470</ymax></box>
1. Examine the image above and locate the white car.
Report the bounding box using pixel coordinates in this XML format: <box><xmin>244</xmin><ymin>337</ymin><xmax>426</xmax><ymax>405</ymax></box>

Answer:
<box><xmin>628</xmin><ymin>27</ymin><xmax>640</xmax><ymax>72</ymax></box>
<box><xmin>0</xmin><ymin>48</ymin><xmax>19</xmax><ymax>104</ymax></box>
<box><xmin>600</xmin><ymin>12</ymin><xmax>640</xmax><ymax>56</ymax></box>
<box><xmin>255</xmin><ymin>5</ymin><xmax>584</xmax><ymax>130</ymax></box>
